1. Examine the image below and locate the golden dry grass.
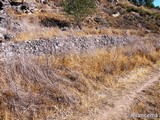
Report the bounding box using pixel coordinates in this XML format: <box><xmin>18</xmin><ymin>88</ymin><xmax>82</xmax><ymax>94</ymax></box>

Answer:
<box><xmin>0</xmin><ymin>43</ymin><xmax>160</xmax><ymax>119</ymax></box>
<box><xmin>81</xmin><ymin>28</ymin><xmax>144</xmax><ymax>36</ymax></box>
<box><xmin>49</xmin><ymin>45</ymin><xmax>160</xmax><ymax>82</ymax></box>
<box><xmin>15</xmin><ymin>27</ymin><xmax>62</xmax><ymax>41</ymax></box>
<box><xmin>15</xmin><ymin>27</ymin><xmax>144</xmax><ymax>41</ymax></box>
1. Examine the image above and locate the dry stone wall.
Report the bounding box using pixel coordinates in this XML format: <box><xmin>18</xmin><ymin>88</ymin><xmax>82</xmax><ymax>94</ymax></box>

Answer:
<box><xmin>0</xmin><ymin>35</ymin><xmax>142</xmax><ymax>58</ymax></box>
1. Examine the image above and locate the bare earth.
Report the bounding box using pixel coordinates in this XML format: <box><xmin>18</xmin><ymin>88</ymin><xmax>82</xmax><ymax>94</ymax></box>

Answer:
<box><xmin>79</xmin><ymin>67</ymin><xmax>160</xmax><ymax>120</ymax></box>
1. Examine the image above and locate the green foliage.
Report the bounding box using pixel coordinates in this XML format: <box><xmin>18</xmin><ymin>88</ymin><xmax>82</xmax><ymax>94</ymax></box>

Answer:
<box><xmin>145</xmin><ymin>0</ymin><xmax>154</xmax><ymax>7</ymax></box>
<box><xmin>63</xmin><ymin>0</ymin><xmax>96</xmax><ymax>27</ymax></box>
<box><xmin>126</xmin><ymin>6</ymin><xmax>149</xmax><ymax>16</ymax></box>
<box><xmin>129</xmin><ymin>0</ymin><xmax>155</xmax><ymax>8</ymax></box>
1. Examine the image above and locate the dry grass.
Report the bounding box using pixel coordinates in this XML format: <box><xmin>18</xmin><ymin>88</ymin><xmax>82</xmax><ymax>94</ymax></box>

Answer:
<box><xmin>8</xmin><ymin>0</ymin><xmax>159</xmax><ymax>41</ymax></box>
<box><xmin>0</xmin><ymin>39</ymin><xmax>160</xmax><ymax>119</ymax></box>
<box><xmin>15</xmin><ymin>27</ymin><xmax>64</xmax><ymax>41</ymax></box>
<box><xmin>15</xmin><ymin>27</ymin><xmax>145</xmax><ymax>41</ymax></box>
<box><xmin>49</xmin><ymin>45</ymin><xmax>160</xmax><ymax>82</ymax></box>
<box><xmin>5</xmin><ymin>0</ymin><xmax>160</xmax><ymax>42</ymax></box>
<box><xmin>14</xmin><ymin>13</ymin><xmax>70</xmax><ymax>41</ymax></box>
<box><xmin>10</xmin><ymin>0</ymin><xmax>151</xmax><ymax>41</ymax></box>
<box><xmin>1</xmin><ymin>1</ymin><xmax>159</xmax><ymax>118</ymax></box>
<box><xmin>16</xmin><ymin>12</ymin><xmax>70</xmax><ymax>21</ymax></box>
<box><xmin>80</xmin><ymin>28</ymin><xmax>144</xmax><ymax>36</ymax></box>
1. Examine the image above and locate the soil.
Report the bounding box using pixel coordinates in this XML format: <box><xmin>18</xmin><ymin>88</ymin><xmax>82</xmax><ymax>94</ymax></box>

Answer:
<box><xmin>78</xmin><ymin>67</ymin><xmax>160</xmax><ymax>120</ymax></box>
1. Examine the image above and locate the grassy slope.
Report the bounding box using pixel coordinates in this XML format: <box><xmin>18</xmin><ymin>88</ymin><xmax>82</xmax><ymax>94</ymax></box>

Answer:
<box><xmin>0</xmin><ymin>0</ymin><xmax>160</xmax><ymax>119</ymax></box>
<box><xmin>6</xmin><ymin>0</ymin><xmax>160</xmax><ymax>41</ymax></box>
<box><xmin>0</xmin><ymin>37</ymin><xmax>160</xmax><ymax>119</ymax></box>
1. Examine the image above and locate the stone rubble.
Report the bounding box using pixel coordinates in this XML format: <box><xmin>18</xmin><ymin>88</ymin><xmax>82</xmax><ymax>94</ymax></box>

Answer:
<box><xmin>0</xmin><ymin>35</ymin><xmax>142</xmax><ymax>58</ymax></box>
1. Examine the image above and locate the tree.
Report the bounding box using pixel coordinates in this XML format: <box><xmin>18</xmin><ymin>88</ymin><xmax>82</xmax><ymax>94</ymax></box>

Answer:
<box><xmin>63</xmin><ymin>0</ymin><xmax>96</xmax><ymax>29</ymax></box>
<box><xmin>129</xmin><ymin>0</ymin><xmax>155</xmax><ymax>7</ymax></box>
<box><xmin>145</xmin><ymin>0</ymin><xmax>154</xmax><ymax>7</ymax></box>
<box><xmin>139</xmin><ymin>0</ymin><xmax>144</xmax><ymax>6</ymax></box>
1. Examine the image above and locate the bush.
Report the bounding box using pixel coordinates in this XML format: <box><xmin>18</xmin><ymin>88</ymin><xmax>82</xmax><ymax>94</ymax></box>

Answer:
<box><xmin>63</xmin><ymin>0</ymin><xmax>96</xmax><ymax>28</ymax></box>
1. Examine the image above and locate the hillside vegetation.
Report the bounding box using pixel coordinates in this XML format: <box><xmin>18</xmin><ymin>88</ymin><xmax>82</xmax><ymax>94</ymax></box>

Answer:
<box><xmin>0</xmin><ymin>0</ymin><xmax>159</xmax><ymax>41</ymax></box>
<box><xmin>0</xmin><ymin>36</ymin><xmax>160</xmax><ymax>119</ymax></box>
<box><xmin>0</xmin><ymin>0</ymin><xmax>160</xmax><ymax>120</ymax></box>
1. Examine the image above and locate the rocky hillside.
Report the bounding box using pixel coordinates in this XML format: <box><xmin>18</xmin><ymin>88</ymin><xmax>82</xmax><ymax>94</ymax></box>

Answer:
<box><xmin>0</xmin><ymin>0</ymin><xmax>160</xmax><ymax>120</ymax></box>
<box><xmin>0</xmin><ymin>0</ymin><xmax>159</xmax><ymax>42</ymax></box>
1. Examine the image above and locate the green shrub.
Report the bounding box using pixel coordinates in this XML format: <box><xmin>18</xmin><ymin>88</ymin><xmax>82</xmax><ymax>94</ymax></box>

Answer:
<box><xmin>62</xmin><ymin>0</ymin><xmax>96</xmax><ymax>28</ymax></box>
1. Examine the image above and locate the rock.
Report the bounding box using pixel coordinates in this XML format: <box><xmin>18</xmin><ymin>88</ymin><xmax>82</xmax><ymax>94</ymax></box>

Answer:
<box><xmin>94</xmin><ymin>17</ymin><xmax>106</xmax><ymax>24</ymax></box>
<box><xmin>0</xmin><ymin>17</ymin><xmax>7</xmax><ymax>28</ymax></box>
<box><xmin>94</xmin><ymin>17</ymin><xmax>102</xmax><ymax>23</ymax></box>
<box><xmin>4</xmin><ymin>34</ymin><xmax>14</xmax><ymax>40</ymax></box>
<box><xmin>103</xmin><ymin>8</ymin><xmax>113</xmax><ymax>15</ymax></box>
<box><xmin>0</xmin><ymin>35</ymin><xmax>150</xmax><ymax>57</ymax></box>
<box><xmin>61</xmin><ymin>27</ymin><xmax>69</xmax><ymax>31</ymax></box>
<box><xmin>94</xmin><ymin>17</ymin><xmax>110</xmax><ymax>27</ymax></box>
<box><xmin>19</xmin><ymin>2</ymin><xmax>29</xmax><ymax>11</ymax></box>
<box><xmin>0</xmin><ymin>27</ymin><xmax>6</xmax><ymax>33</ymax></box>
<box><xmin>0</xmin><ymin>33</ymin><xmax>4</xmax><ymax>39</ymax></box>
<box><xmin>10</xmin><ymin>1</ymin><xmax>37</xmax><ymax>14</ymax></box>
<box><xmin>131</xmin><ymin>12</ymin><xmax>142</xmax><ymax>19</ymax></box>
<box><xmin>112</xmin><ymin>12</ymin><xmax>120</xmax><ymax>17</ymax></box>
<box><xmin>40</xmin><ymin>0</ymin><xmax>48</xmax><ymax>4</ymax></box>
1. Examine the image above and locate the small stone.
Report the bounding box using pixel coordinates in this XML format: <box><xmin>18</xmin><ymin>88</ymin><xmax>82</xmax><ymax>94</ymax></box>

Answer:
<box><xmin>0</xmin><ymin>33</ymin><xmax>4</xmax><ymax>39</ymax></box>
<box><xmin>94</xmin><ymin>17</ymin><xmax>102</xmax><ymax>23</ymax></box>
<box><xmin>112</xmin><ymin>12</ymin><xmax>120</xmax><ymax>17</ymax></box>
<box><xmin>61</xmin><ymin>27</ymin><xmax>69</xmax><ymax>31</ymax></box>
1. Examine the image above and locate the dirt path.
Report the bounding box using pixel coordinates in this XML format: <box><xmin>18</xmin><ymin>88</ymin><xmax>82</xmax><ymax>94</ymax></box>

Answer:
<box><xmin>84</xmin><ymin>69</ymin><xmax>160</xmax><ymax>120</ymax></box>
